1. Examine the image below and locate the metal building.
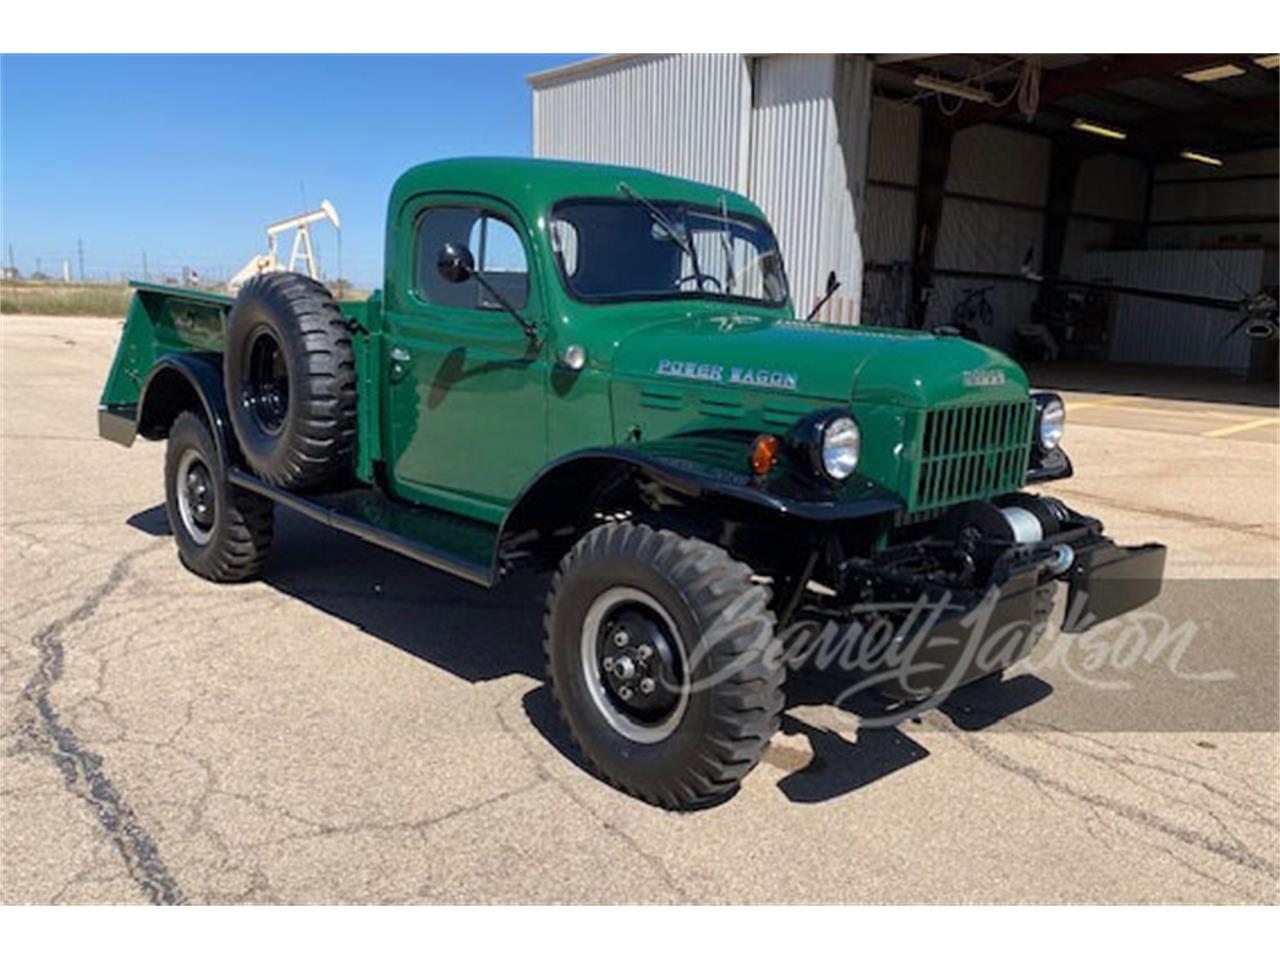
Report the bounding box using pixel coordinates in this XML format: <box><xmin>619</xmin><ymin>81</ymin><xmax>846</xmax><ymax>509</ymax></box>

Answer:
<box><xmin>529</xmin><ymin>54</ymin><xmax>873</xmax><ymax>323</ymax></box>
<box><xmin>529</xmin><ymin>54</ymin><xmax>1278</xmax><ymax>379</ymax></box>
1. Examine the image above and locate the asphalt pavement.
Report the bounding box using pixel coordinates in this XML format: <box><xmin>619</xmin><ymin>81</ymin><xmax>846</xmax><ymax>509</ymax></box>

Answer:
<box><xmin>2</xmin><ymin>313</ymin><xmax>1276</xmax><ymax>904</ymax></box>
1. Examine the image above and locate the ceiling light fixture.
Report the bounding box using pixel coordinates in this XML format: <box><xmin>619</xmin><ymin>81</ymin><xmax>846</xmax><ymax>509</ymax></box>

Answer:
<box><xmin>912</xmin><ymin>75</ymin><xmax>994</xmax><ymax>104</ymax></box>
<box><xmin>1180</xmin><ymin>150</ymin><xmax>1224</xmax><ymax>167</ymax></box>
<box><xmin>1253</xmin><ymin>54</ymin><xmax>1279</xmax><ymax>70</ymax></box>
<box><xmin>1182</xmin><ymin>63</ymin><xmax>1246</xmax><ymax>82</ymax></box>
<box><xmin>1071</xmin><ymin>118</ymin><xmax>1127</xmax><ymax>141</ymax></box>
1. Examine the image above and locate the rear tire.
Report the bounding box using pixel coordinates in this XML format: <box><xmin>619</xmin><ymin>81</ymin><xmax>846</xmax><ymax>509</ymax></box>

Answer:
<box><xmin>164</xmin><ymin>411</ymin><xmax>273</xmax><ymax>582</ymax></box>
<box><xmin>544</xmin><ymin>522</ymin><xmax>784</xmax><ymax>809</ymax></box>
<box><xmin>225</xmin><ymin>272</ymin><xmax>356</xmax><ymax>490</ymax></box>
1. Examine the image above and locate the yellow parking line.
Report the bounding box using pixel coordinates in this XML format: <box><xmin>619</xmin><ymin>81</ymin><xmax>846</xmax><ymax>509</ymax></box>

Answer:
<box><xmin>1065</xmin><ymin>396</ymin><xmax>1137</xmax><ymax>412</ymax></box>
<box><xmin>1202</xmin><ymin>416</ymin><xmax>1280</xmax><ymax>439</ymax></box>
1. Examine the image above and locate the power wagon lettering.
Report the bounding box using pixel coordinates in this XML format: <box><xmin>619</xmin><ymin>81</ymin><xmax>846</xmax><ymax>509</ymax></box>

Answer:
<box><xmin>657</xmin><ymin>359</ymin><xmax>798</xmax><ymax>391</ymax></box>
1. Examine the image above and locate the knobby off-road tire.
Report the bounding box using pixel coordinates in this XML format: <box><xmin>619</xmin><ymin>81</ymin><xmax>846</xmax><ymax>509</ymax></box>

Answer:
<box><xmin>544</xmin><ymin>522</ymin><xmax>785</xmax><ymax>809</ymax></box>
<box><xmin>164</xmin><ymin>411</ymin><xmax>273</xmax><ymax>582</ymax></box>
<box><xmin>225</xmin><ymin>272</ymin><xmax>357</xmax><ymax>490</ymax></box>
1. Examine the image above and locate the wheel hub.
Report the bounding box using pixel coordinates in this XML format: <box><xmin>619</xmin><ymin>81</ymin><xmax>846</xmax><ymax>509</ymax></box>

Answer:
<box><xmin>175</xmin><ymin>448</ymin><xmax>216</xmax><ymax>546</ymax></box>
<box><xmin>245</xmin><ymin>328</ymin><xmax>289</xmax><ymax>435</ymax></box>
<box><xmin>596</xmin><ymin>608</ymin><xmax>682</xmax><ymax>723</ymax></box>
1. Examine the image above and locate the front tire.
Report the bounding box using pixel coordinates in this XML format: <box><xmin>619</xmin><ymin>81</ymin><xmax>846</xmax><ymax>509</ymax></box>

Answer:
<box><xmin>164</xmin><ymin>411</ymin><xmax>274</xmax><ymax>582</ymax></box>
<box><xmin>544</xmin><ymin>522</ymin><xmax>784</xmax><ymax>809</ymax></box>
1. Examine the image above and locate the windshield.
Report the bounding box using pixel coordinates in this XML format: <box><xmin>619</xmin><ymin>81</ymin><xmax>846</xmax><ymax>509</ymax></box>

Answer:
<box><xmin>549</xmin><ymin>198</ymin><xmax>789</xmax><ymax>307</ymax></box>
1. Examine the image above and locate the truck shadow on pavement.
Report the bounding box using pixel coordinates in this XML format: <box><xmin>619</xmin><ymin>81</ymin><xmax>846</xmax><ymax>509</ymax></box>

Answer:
<box><xmin>128</xmin><ymin>504</ymin><xmax>1053</xmax><ymax>807</ymax></box>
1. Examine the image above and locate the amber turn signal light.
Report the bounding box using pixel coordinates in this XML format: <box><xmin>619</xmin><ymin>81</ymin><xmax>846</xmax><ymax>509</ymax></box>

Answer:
<box><xmin>749</xmin><ymin>434</ymin><xmax>781</xmax><ymax>476</ymax></box>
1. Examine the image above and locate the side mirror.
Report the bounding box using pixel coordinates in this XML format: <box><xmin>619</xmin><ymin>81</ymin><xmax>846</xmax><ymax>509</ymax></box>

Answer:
<box><xmin>437</xmin><ymin>243</ymin><xmax>475</xmax><ymax>284</ymax></box>
<box><xmin>825</xmin><ymin>270</ymin><xmax>839</xmax><ymax>295</ymax></box>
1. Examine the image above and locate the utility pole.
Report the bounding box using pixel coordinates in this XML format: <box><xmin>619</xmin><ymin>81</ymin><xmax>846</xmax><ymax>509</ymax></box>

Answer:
<box><xmin>62</xmin><ymin>259</ymin><xmax>71</xmax><ymax>283</ymax></box>
<box><xmin>77</xmin><ymin>237</ymin><xmax>85</xmax><ymax>282</ymax></box>
<box><xmin>6</xmin><ymin>243</ymin><xmax>14</xmax><ymax>274</ymax></box>
<box><xmin>142</xmin><ymin>250</ymin><xmax>149</xmax><ymax>281</ymax></box>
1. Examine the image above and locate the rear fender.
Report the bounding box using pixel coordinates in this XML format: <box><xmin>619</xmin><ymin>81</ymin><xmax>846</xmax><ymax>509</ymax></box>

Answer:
<box><xmin>131</xmin><ymin>353</ymin><xmax>236</xmax><ymax>464</ymax></box>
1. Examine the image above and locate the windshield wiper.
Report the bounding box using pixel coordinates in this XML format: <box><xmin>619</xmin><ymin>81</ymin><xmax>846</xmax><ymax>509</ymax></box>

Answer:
<box><xmin>718</xmin><ymin>196</ymin><xmax>736</xmax><ymax>295</ymax></box>
<box><xmin>618</xmin><ymin>181</ymin><xmax>708</xmax><ymax>292</ymax></box>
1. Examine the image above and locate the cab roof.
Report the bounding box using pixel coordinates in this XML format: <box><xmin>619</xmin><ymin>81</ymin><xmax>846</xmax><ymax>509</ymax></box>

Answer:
<box><xmin>387</xmin><ymin>156</ymin><xmax>769</xmax><ymax>226</ymax></box>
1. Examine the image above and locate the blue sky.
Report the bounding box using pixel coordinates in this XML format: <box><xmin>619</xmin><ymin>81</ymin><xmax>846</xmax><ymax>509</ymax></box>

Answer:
<box><xmin>1</xmin><ymin>54</ymin><xmax>584</xmax><ymax>286</ymax></box>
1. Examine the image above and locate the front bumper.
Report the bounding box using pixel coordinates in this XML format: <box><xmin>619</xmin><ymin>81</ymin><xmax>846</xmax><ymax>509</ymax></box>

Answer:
<box><xmin>800</xmin><ymin>503</ymin><xmax>1166</xmax><ymax>698</ymax></box>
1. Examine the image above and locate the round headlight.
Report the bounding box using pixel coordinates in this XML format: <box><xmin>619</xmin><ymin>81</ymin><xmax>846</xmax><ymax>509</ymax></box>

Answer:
<box><xmin>821</xmin><ymin>415</ymin><xmax>861</xmax><ymax>480</ymax></box>
<box><xmin>1037</xmin><ymin>396</ymin><xmax>1065</xmax><ymax>451</ymax></box>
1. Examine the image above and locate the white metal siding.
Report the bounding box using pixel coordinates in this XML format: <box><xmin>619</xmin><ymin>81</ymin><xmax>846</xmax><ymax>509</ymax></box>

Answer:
<box><xmin>747</xmin><ymin>54</ymin><xmax>839</xmax><ymax>320</ymax></box>
<box><xmin>531</xmin><ymin>53</ymin><xmax>875</xmax><ymax>325</ymax></box>
<box><xmin>1080</xmin><ymin>248</ymin><xmax>1263</xmax><ymax>373</ymax></box>
<box><xmin>531</xmin><ymin>54</ymin><xmax>750</xmax><ymax>191</ymax></box>
<box><xmin>818</xmin><ymin>55</ymin><xmax>874</xmax><ymax>325</ymax></box>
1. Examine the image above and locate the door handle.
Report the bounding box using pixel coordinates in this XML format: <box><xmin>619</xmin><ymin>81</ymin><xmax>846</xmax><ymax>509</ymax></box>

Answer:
<box><xmin>389</xmin><ymin>346</ymin><xmax>412</xmax><ymax>383</ymax></box>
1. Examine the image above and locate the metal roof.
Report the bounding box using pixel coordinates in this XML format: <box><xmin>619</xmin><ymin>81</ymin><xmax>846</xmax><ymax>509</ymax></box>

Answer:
<box><xmin>872</xmin><ymin>54</ymin><xmax>1279</xmax><ymax>162</ymax></box>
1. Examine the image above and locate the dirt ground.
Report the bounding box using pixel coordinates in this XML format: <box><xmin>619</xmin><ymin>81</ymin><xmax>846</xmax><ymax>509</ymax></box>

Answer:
<box><xmin>2</xmin><ymin>313</ymin><xmax>1277</xmax><ymax>904</ymax></box>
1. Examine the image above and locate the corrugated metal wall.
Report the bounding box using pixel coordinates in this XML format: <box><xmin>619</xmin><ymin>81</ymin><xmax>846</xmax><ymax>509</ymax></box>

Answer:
<box><xmin>748</xmin><ymin>54</ymin><xmax>872</xmax><ymax>322</ymax></box>
<box><xmin>1148</xmin><ymin>148</ymin><xmax>1279</xmax><ymax>286</ymax></box>
<box><xmin>747</xmin><ymin>55</ymin><xmax>838</xmax><ymax>318</ymax></box>
<box><xmin>531</xmin><ymin>53</ymin><xmax>873</xmax><ymax>325</ymax></box>
<box><xmin>1080</xmin><ymin>249</ymin><xmax>1263</xmax><ymax>373</ymax></box>
<box><xmin>1061</xmin><ymin>154</ymin><xmax>1147</xmax><ymax>276</ymax></box>
<box><xmin>818</xmin><ymin>55</ymin><xmax>874</xmax><ymax>325</ymax></box>
<box><xmin>861</xmin><ymin>97</ymin><xmax>919</xmax><ymax>327</ymax></box>
<box><xmin>927</xmin><ymin>125</ymin><xmax>1049</xmax><ymax>348</ymax></box>
<box><xmin>531</xmin><ymin>54</ymin><xmax>750</xmax><ymax>191</ymax></box>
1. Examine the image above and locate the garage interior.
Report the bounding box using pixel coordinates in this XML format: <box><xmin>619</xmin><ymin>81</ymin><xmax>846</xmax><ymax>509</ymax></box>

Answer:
<box><xmin>530</xmin><ymin>53</ymin><xmax>1278</xmax><ymax>394</ymax></box>
<box><xmin>865</xmin><ymin>53</ymin><xmax>1279</xmax><ymax>390</ymax></box>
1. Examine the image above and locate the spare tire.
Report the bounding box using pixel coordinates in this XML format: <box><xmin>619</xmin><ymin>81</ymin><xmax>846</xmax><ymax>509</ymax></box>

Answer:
<box><xmin>225</xmin><ymin>272</ymin><xmax>356</xmax><ymax>490</ymax></box>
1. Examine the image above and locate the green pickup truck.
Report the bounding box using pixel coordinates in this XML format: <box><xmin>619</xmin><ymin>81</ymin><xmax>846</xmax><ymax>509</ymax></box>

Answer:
<box><xmin>99</xmin><ymin>157</ymin><xmax>1165</xmax><ymax>808</ymax></box>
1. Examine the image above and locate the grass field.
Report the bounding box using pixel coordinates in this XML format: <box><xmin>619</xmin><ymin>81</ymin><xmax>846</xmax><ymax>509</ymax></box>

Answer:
<box><xmin>1</xmin><ymin>279</ymin><xmax>370</xmax><ymax>316</ymax></box>
<box><xmin>0</xmin><ymin>281</ymin><xmax>135</xmax><ymax>317</ymax></box>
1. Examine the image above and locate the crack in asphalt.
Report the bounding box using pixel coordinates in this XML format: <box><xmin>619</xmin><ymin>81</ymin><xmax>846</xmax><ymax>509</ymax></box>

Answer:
<box><xmin>1063</xmin><ymin>490</ymin><xmax>1278</xmax><ymax>541</ymax></box>
<box><xmin>14</xmin><ymin>544</ymin><xmax>186</xmax><ymax>905</ymax></box>
<box><xmin>945</xmin><ymin>725</ymin><xmax>1280</xmax><ymax>896</ymax></box>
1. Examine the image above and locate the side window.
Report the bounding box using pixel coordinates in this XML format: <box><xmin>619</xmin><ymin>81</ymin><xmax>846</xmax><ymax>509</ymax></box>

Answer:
<box><xmin>416</xmin><ymin>206</ymin><xmax>528</xmax><ymax>311</ymax></box>
<box><xmin>417</xmin><ymin>207</ymin><xmax>481</xmax><ymax>309</ymax></box>
<box><xmin>469</xmin><ymin>215</ymin><xmax>528</xmax><ymax>310</ymax></box>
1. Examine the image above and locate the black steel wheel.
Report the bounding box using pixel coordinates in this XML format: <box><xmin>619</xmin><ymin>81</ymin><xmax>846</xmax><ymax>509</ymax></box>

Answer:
<box><xmin>225</xmin><ymin>272</ymin><xmax>356</xmax><ymax>491</ymax></box>
<box><xmin>164</xmin><ymin>411</ymin><xmax>273</xmax><ymax>582</ymax></box>
<box><xmin>243</xmin><ymin>327</ymin><xmax>289</xmax><ymax>436</ymax></box>
<box><xmin>544</xmin><ymin>522</ymin><xmax>784</xmax><ymax>809</ymax></box>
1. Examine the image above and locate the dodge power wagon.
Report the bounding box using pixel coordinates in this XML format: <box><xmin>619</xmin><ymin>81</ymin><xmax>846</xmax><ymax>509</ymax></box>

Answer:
<box><xmin>99</xmin><ymin>158</ymin><xmax>1166</xmax><ymax>809</ymax></box>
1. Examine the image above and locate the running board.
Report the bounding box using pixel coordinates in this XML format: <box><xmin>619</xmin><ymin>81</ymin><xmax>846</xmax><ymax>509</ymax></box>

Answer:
<box><xmin>228</xmin><ymin>469</ymin><xmax>497</xmax><ymax>587</ymax></box>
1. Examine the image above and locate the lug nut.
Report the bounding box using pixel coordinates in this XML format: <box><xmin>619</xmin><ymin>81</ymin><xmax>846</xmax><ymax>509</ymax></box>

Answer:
<box><xmin>618</xmin><ymin>686</ymin><xmax>633</xmax><ymax>701</ymax></box>
<box><xmin>637</xmin><ymin>644</ymin><xmax>652</xmax><ymax>660</ymax></box>
<box><xmin>602</xmin><ymin>656</ymin><xmax>614</xmax><ymax>672</ymax></box>
<box><xmin>613</xmin><ymin>628</ymin><xmax>629</xmax><ymax>647</ymax></box>
<box><xmin>639</xmin><ymin>678</ymin><xmax>655</xmax><ymax>694</ymax></box>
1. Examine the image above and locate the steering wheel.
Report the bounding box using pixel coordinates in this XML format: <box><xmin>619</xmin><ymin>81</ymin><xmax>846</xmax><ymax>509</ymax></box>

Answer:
<box><xmin>675</xmin><ymin>274</ymin><xmax>722</xmax><ymax>291</ymax></box>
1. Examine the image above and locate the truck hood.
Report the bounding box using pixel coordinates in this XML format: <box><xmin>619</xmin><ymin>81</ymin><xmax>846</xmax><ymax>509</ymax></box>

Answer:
<box><xmin>610</xmin><ymin>312</ymin><xmax>1029</xmax><ymax>408</ymax></box>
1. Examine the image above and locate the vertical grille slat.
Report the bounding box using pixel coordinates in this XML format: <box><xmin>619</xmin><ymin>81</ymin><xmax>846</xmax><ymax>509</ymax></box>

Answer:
<box><xmin>910</xmin><ymin>398</ymin><xmax>1035</xmax><ymax>515</ymax></box>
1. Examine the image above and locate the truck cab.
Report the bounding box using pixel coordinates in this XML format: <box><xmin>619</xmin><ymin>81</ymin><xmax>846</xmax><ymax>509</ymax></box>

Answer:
<box><xmin>99</xmin><ymin>157</ymin><xmax>1166</xmax><ymax>809</ymax></box>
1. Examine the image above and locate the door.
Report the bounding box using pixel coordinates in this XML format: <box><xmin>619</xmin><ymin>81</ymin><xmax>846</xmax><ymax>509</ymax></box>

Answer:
<box><xmin>383</xmin><ymin>197</ymin><xmax>548</xmax><ymax>524</ymax></box>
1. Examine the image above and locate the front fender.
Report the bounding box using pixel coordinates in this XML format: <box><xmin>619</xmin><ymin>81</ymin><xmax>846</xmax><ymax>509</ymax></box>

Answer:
<box><xmin>499</xmin><ymin>431</ymin><xmax>902</xmax><ymax>551</ymax></box>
